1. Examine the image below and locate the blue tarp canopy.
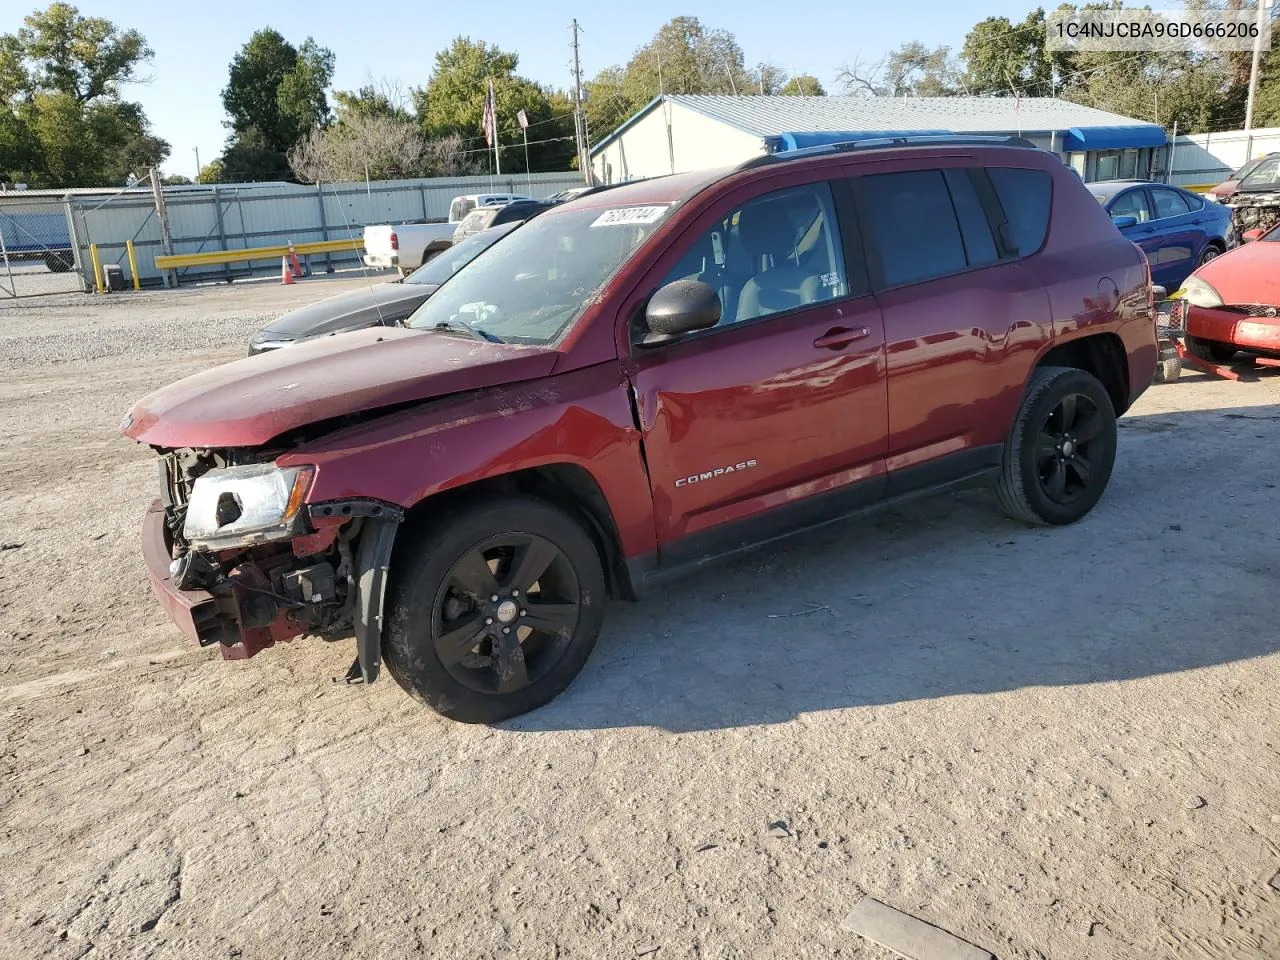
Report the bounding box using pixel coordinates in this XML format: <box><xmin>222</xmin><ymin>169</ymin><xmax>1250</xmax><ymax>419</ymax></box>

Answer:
<box><xmin>1063</xmin><ymin>125</ymin><xmax>1167</xmax><ymax>151</ymax></box>
<box><xmin>772</xmin><ymin>130</ymin><xmax>954</xmax><ymax>152</ymax></box>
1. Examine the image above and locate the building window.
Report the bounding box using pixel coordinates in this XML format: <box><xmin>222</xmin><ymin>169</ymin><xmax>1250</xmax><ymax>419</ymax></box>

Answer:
<box><xmin>1096</xmin><ymin>153</ymin><xmax>1121</xmax><ymax>180</ymax></box>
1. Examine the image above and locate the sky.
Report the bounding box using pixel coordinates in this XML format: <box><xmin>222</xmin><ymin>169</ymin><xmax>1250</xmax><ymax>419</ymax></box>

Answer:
<box><xmin>5</xmin><ymin>0</ymin><xmax>1042</xmax><ymax>179</ymax></box>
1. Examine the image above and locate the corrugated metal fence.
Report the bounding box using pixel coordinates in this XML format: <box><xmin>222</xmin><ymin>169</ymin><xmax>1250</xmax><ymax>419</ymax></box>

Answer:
<box><xmin>1</xmin><ymin>172</ymin><xmax>582</xmax><ymax>295</ymax></box>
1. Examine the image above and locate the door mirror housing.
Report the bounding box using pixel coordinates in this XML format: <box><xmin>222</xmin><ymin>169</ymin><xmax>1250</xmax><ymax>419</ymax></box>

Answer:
<box><xmin>1111</xmin><ymin>214</ymin><xmax>1139</xmax><ymax>229</ymax></box>
<box><xmin>1242</xmin><ymin>227</ymin><xmax>1264</xmax><ymax>243</ymax></box>
<box><xmin>639</xmin><ymin>279</ymin><xmax>722</xmax><ymax>347</ymax></box>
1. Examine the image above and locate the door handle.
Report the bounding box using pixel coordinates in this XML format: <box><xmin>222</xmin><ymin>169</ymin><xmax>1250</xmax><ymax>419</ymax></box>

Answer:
<box><xmin>813</xmin><ymin>326</ymin><xmax>871</xmax><ymax>350</ymax></box>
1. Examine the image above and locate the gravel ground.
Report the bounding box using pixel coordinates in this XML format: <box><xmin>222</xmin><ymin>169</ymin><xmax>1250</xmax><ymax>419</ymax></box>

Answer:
<box><xmin>1</xmin><ymin>280</ymin><xmax>1279</xmax><ymax>960</ymax></box>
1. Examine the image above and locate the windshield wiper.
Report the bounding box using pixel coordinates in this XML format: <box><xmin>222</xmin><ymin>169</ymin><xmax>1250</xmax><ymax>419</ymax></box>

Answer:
<box><xmin>430</xmin><ymin>320</ymin><xmax>503</xmax><ymax>343</ymax></box>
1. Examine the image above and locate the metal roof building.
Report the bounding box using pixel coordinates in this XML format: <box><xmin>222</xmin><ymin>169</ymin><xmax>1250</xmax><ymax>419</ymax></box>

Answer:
<box><xmin>590</xmin><ymin>95</ymin><xmax>1169</xmax><ymax>184</ymax></box>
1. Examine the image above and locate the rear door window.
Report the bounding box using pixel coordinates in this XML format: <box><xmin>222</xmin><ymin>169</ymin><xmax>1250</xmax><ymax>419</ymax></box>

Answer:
<box><xmin>1108</xmin><ymin>188</ymin><xmax>1151</xmax><ymax>223</ymax></box>
<box><xmin>943</xmin><ymin>169</ymin><xmax>999</xmax><ymax>268</ymax></box>
<box><xmin>987</xmin><ymin>167</ymin><xmax>1053</xmax><ymax>256</ymax></box>
<box><xmin>854</xmin><ymin>170</ymin><xmax>968</xmax><ymax>286</ymax></box>
<box><xmin>1151</xmin><ymin>188</ymin><xmax>1191</xmax><ymax>219</ymax></box>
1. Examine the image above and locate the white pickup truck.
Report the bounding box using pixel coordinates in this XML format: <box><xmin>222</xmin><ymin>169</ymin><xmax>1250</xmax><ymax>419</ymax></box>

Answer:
<box><xmin>362</xmin><ymin>193</ymin><xmax>531</xmax><ymax>275</ymax></box>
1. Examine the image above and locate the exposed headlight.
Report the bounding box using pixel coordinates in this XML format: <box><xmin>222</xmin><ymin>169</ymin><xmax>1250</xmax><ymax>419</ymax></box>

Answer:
<box><xmin>183</xmin><ymin>463</ymin><xmax>313</xmax><ymax>549</ymax></box>
<box><xmin>1180</xmin><ymin>275</ymin><xmax>1224</xmax><ymax>309</ymax></box>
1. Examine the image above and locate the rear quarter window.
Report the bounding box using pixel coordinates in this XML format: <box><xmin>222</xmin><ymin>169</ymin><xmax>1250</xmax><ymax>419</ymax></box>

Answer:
<box><xmin>987</xmin><ymin>167</ymin><xmax>1053</xmax><ymax>257</ymax></box>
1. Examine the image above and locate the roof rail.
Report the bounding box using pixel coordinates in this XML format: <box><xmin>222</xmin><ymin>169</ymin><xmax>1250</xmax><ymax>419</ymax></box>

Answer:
<box><xmin>736</xmin><ymin>134</ymin><xmax>1038</xmax><ymax>171</ymax></box>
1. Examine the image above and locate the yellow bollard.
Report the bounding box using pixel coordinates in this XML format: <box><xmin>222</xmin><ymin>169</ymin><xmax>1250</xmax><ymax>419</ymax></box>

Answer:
<box><xmin>125</xmin><ymin>240</ymin><xmax>141</xmax><ymax>291</ymax></box>
<box><xmin>89</xmin><ymin>243</ymin><xmax>105</xmax><ymax>294</ymax></box>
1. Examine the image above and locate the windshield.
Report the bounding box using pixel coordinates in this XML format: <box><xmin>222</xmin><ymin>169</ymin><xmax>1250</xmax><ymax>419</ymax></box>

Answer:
<box><xmin>407</xmin><ymin>204</ymin><xmax>671</xmax><ymax>344</ymax></box>
<box><xmin>403</xmin><ymin>222</ymin><xmax>518</xmax><ymax>286</ymax></box>
<box><xmin>1229</xmin><ymin>156</ymin><xmax>1267</xmax><ymax>180</ymax></box>
<box><xmin>1263</xmin><ymin>223</ymin><xmax>1280</xmax><ymax>242</ymax></box>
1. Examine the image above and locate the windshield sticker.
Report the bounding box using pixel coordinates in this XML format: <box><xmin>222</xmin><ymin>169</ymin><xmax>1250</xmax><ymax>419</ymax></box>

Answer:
<box><xmin>591</xmin><ymin>205</ymin><xmax>669</xmax><ymax>227</ymax></box>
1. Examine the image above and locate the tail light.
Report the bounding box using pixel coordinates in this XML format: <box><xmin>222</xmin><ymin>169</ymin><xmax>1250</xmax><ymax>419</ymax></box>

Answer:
<box><xmin>389</xmin><ymin>231</ymin><xmax>399</xmax><ymax>252</ymax></box>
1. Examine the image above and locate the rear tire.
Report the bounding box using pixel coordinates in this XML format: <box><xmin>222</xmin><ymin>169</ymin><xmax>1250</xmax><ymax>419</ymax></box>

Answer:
<box><xmin>996</xmin><ymin>366</ymin><xmax>1117</xmax><ymax>526</ymax></box>
<box><xmin>383</xmin><ymin>496</ymin><xmax>606</xmax><ymax>723</ymax></box>
<box><xmin>1186</xmin><ymin>336</ymin><xmax>1235</xmax><ymax>364</ymax></box>
<box><xmin>1197</xmin><ymin>243</ymin><xmax>1223</xmax><ymax>267</ymax></box>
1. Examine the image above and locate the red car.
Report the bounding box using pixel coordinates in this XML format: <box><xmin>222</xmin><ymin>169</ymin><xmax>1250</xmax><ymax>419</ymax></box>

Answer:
<box><xmin>1178</xmin><ymin>222</ymin><xmax>1280</xmax><ymax>362</ymax></box>
<box><xmin>122</xmin><ymin>137</ymin><xmax>1158</xmax><ymax>722</ymax></box>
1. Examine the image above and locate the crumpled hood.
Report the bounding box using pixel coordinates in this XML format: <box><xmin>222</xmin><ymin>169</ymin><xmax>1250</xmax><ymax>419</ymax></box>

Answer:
<box><xmin>253</xmin><ymin>282</ymin><xmax>438</xmax><ymax>342</ymax></box>
<box><xmin>123</xmin><ymin>326</ymin><xmax>558</xmax><ymax>449</ymax></box>
<box><xmin>1194</xmin><ymin>239</ymin><xmax>1280</xmax><ymax>304</ymax></box>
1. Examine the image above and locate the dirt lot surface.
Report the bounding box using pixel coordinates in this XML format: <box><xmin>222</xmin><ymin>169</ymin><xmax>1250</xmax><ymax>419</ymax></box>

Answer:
<box><xmin>2</xmin><ymin>278</ymin><xmax>1279</xmax><ymax>960</ymax></box>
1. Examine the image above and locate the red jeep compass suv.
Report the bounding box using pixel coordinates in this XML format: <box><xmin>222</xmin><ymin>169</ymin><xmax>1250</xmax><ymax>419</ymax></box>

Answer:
<box><xmin>123</xmin><ymin>136</ymin><xmax>1158</xmax><ymax>722</ymax></box>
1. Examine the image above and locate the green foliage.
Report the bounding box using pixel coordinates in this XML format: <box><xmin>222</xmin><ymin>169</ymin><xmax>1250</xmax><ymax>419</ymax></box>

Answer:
<box><xmin>0</xmin><ymin>3</ymin><xmax>166</xmax><ymax>187</ymax></box>
<box><xmin>412</xmin><ymin>37</ymin><xmax>575</xmax><ymax>174</ymax></box>
<box><xmin>585</xmin><ymin>17</ymin><xmax>800</xmax><ymax>142</ymax></box>
<box><xmin>219</xmin><ymin>125</ymin><xmax>289</xmax><ymax>182</ymax></box>
<box><xmin>163</xmin><ymin>174</ymin><xmax>191</xmax><ymax>185</ymax></box>
<box><xmin>219</xmin><ymin>28</ymin><xmax>333</xmax><ymax>179</ymax></box>
<box><xmin>196</xmin><ymin>160</ymin><xmax>224</xmax><ymax>184</ymax></box>
<box><xmin>334</xmin><ymin>83</ymin><xmax>411</xmax><ymax>123</ymax></box>
<box><xmin>962</xmin><ymin>10</ymin><xmax>1064</xmax><ymax>95</ymax></box>
<box><xmin>778</xmin><ymin>75</ymin><xmax>825</xmax><ymax>96</ymax></box>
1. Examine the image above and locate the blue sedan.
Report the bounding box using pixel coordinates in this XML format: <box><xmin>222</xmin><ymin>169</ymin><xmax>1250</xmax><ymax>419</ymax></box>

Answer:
<box><xmin>1091</xmin><ymin>180</ymin><xmax>1236</xmax><ymax>291</ymax></box>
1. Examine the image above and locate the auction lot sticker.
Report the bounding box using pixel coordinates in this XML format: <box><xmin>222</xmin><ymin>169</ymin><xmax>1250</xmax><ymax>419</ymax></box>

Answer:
<box><xmin>592</xmin><ymin>206</ymin><xmax>669</xmax><ymax>227</ymax></box>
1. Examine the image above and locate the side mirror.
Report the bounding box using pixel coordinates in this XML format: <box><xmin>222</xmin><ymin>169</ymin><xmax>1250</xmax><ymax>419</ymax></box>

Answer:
<box><xmin>640</xmin><ymin>279</ymin><xmax>721</xmax><ymax>347</ymax></box>
<box><xmin>1111</xmin><ymin>215</ymin><xmax>1139</xmax><ymax>229</ymax></box>
<box><xmin>1243</xmin><ymin>227</ymin><xmax>1264</xmax><ymax>243</ymax></box>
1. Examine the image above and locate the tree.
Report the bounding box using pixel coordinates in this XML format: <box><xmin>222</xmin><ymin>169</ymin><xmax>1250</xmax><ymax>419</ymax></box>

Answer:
<box><xmin>412</xmin><ymin>37</ymin><xmax>575</xmax><ymax>173</ymax></box>
<box><xmin>962</xmin><ymin>10</ymin><xmax>1067</xmax><ymax>96</ymax></box>
<box><xmin>289</xmin><ymin>114</ymin><xmax>479</xmax><ymax>181</ymax></box>
<box><xmin>839</xmin><ymin>43</ymin><xmax>960</xmax><ymax>97</ymax></box>
<box><xmin>779</xmin><ymin>74</ymin><xmax>826</xmax><ymax>96</ymax></box>
<box><xmin>17</xmin><ymin>2</ymin><xmax>151</xmax><ymax>102</ymax></box>
<box><xmin>586</xmin><ymin>17</ymin><xmax>787</xmax><ymax>142</ymax></box>
<box><xmin>196</xmin><ymin>159</ymin><xmax>224</xmax><ymax>184</ymax></box>
<box><xmin>220</xmin><ymin>126</ymin><xmax>290</xmax><ymax>181</ymax></box>
<box><xmin>163</xmin><ymin>173</ymin><xmax>191</xmax><ymax>185</ymax></box>
<box><xmin>0</xmin><ymin>4</ymin><xmax>166</xmax><ymax>187</ymax></box>
<box><xmin>333</xmin><ymin>79</ymin><xmax>412</xmax><ymax>123</ymax></box>
<box><xmin>219</xmin><ymin>28</ymin><xmax>333</xmax><ymax>180</ymax></box>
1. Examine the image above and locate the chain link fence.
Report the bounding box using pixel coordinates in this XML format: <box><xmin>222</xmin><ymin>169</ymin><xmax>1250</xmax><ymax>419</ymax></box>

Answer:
<box><xmin>0</xmin><ymin>196</ymin><xmax>87</xmax><ymax>298</ymax></box>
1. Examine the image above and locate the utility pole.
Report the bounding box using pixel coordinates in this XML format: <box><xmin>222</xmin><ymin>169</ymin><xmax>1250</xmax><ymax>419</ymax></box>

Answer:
<box><xmin>1244</xmin><ymin>0</ymin><xmax>1272</xmax><ymax>133</ymax></box>
<box><xmin>571</xmin><ymin>19</ymin><xmax>592</xmax><ymax>185</ymax></box>
<box><xmin>149</xmin><ymin>166</ymin><xmax>175</xmax><ymax>288</ymax></box>
<box><xmin>193</xmin><ymin>145</ymin><xmax>200</xmax><ymax>182</ymax></box>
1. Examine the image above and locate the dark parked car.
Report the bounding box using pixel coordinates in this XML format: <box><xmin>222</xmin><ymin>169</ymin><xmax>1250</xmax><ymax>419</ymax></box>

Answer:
<box><xmin>1091</xmin><ymin>180</ymin><xmax>1235</xmax><ymax>291</ymax></box>
<box><xmin>247</xmin><ymin>222</ymin><xmax>521</xmax><ymax>355</ymax></box>
<box><xmin>124</xmin><ymin>136</ymin><xmax>1157</xmax><ymax>723</ymax></box>
<box><xmin>451</xmin><ymin>199</ymin><xmax>557</xmax><ymax>243</ymax></box>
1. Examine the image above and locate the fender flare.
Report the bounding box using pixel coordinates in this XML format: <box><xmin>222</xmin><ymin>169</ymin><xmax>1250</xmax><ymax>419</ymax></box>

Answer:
<box><xmin>352</xmin><ymin>515</ymin><xmax>401</xmax><ymax>683</ymax></box>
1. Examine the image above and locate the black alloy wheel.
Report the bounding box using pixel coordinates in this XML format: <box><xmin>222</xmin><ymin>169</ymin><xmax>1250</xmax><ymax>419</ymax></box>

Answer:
<box><xmin>1033</xmin><ymin>392</ymin><xmax>1107</xmax><ymax>506</ymax></box>
<box><xmin>997</xmin><ymin>365</ymin><xmax>1117</xmax><ymax>526</ymax></box>
<box><xmin>432</xmin><ymin>533</ymin><xmax>581</xmax><ymax>695</ymax></box>
<box><xmin>384</xmin><ymin>497</ymin><xmax>606</xmax><ymax>723</ymax></box>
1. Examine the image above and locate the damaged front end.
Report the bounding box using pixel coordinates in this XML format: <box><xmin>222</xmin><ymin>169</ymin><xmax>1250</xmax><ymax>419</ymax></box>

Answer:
<box><xmin>145</xmin><ymin>446</ymin><xmax>399</xmax><ymax>682</ymax></box>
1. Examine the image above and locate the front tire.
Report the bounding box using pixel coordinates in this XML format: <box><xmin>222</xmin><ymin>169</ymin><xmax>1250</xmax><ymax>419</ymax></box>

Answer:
<box><xmin>384</xmin><ymin>497</ymin><xmax>606</xmax><ymax>723</ymax></box>
<box><xmin>996</xmin><ymin>366</ymin><xmax>1118</xmax><ymax>526</ymax></box>
<box><xmin>1186</xmin><ymin>336</ymin><xmax>1235</xmax><ymax>364</ymax></box>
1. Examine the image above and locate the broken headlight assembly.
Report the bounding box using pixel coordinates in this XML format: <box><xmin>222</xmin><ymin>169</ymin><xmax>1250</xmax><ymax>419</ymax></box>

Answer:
<box><xmin>182</xmin><ymin>463</ymin><xmax>313</xmax><ymax>550</ymax></box>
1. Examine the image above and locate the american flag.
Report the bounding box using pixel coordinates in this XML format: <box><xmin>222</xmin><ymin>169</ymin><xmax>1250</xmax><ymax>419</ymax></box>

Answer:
<box><xmin>482</xmin><ymin>80</ymin><xmax>496</xmax><ymax>147</ymax></box>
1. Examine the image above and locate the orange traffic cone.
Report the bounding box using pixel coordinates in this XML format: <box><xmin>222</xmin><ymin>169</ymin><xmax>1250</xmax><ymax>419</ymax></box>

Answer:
<box><xmin>280</xmin><ymin>255</ymin><xmax>295</xmax><ymax>285</ymax></box>
<box><xmin>287</xmin><ymin>240</ymin><xmax>303</xmax><ymax>279</ymax></box>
